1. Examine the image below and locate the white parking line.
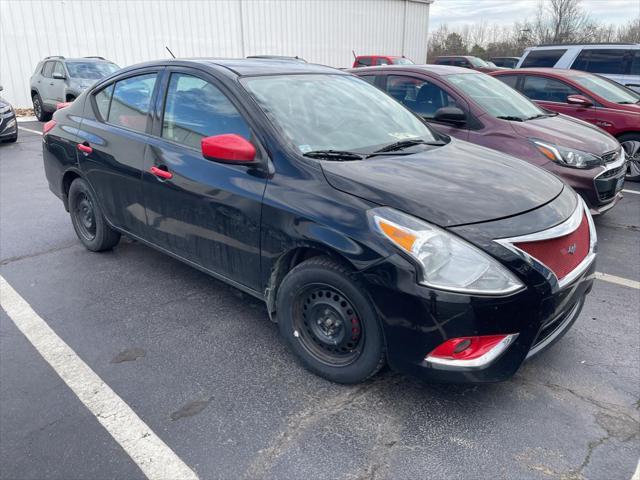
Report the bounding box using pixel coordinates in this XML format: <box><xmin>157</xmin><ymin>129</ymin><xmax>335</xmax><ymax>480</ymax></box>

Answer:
<box><xmin>0</xmin><ymin>275</ymin><xmax>199</xmax><ymax>480</ymax></box>
<box><xmin>623</xmin><ymin>189</ymin><xmax>640</xmax><ymax>195</ymax></box>
<box><xmin>18</xmin><ymin>126</ymin><xmax>43</xmax><ymax>136</ymax></box>
<box><xmin>595</xmin><ymin>272</ymin><xmax>640</xmax><ymax>290</ymax></box>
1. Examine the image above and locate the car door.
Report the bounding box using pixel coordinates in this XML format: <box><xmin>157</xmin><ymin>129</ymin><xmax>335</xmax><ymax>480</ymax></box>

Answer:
<box><xmin>77</xmin><ymin>69</ymin><xmax>161</xmax><ymax>237</ymax></box>
<box><xmin>380</xmin><ymin>74</ymin><xmax>470</xmax><ymax>140</ymax></box>
<box><xmin>520</xmin><ymin>74</ymin><xmax>598</xmax><ymax>125</ymax></box>
<box><xmin>141</xmin><ymin>68</ymin><xmax>266</xmax><ymax>290</ymax></box>
<box><xmin>39</xmin><ymin>61</ymin><xmax>55</xmax><ymax>106</ymax></box>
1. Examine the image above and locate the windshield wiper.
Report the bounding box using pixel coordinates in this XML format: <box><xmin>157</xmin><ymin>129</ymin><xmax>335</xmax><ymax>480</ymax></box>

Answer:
<box><xmin>366</xmin><ymin>139</ymin><xmax>445</xmax><ymax>158</ymax></box>
<box><xmin>303</xmin><ymin>150</ymin><xmax>363</xmax><ymax>161</ymax></box>
<box><xmin>496</xmin><ymin>115</ymin><xmax>525</xmax><ymax>122</ymax></box>
<box><xmin>526</xmin><ymin>112</ymin><xmax>558</xmax><ymax>120</ymax></box>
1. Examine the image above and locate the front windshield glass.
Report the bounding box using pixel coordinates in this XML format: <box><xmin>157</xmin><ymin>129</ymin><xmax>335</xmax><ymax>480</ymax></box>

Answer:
<box><xmin>66</xmin><ymin>62</ymin><xmax>119</xmax><ymax>79</ymax></box>
<box><xmin>447</xmin><ymin>72</ymin><xmax>544</xmax><ymax>119</ymax></box>
<box><xmin>242</xmin><ymin>74</ymin><xmax>438</xmax><ymax>153</ymax></box>
<box><xmin>573</xmin><ymin>74</ymin><xmax>640</xmax><ymax>104</ymax></box>
<box><xmin>469</xmin><ymin>57</ymin><xmax>489</xmax><ymax>67</ymax></box>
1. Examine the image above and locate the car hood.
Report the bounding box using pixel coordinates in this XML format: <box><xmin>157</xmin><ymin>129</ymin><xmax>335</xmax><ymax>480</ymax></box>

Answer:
<box><xmin>321</xmin><ymin>139</ymin><xmax>564</xmax><ymax>228</ymax></box>
<box><xmin>509</xmin><ymin>114</ymin><xmax>619</xmax><ymax>154</ymax></box>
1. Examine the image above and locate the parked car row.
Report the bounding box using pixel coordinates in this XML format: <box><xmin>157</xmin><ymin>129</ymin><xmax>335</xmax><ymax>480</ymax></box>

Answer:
<box><xmin>0</xmin><ymin>85</ymin><xmax>18</xmax><ymax>143</ymax></box>
<box><xmin>43</xmin><ymin>57</ymin><xmax>604</xmax><ymax>385</ymax></box>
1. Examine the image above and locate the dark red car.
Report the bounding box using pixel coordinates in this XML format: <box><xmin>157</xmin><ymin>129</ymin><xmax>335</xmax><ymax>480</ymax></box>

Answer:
<box><xmin>491</xmin><ymin>68</ymin><xmax>640</xmax><ymax>181</ymax></box>
<box><xmin>433</xmin><ymin>56</ymin><xmax>506</xmax><ymax>73</ymax></box>
<box><xmin>350</xmin><ymin>65</ymin><xmax>625</xmax><ymax>214</ymax></box>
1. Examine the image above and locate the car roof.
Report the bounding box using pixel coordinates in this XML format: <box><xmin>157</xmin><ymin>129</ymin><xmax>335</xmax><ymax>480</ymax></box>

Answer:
<box><xmin>118</xmin><ymin>58</ymin><xmax>343</xmax><ymax>77</ymax></box>
<box><xmin>63</xmin><ymin>57</ymin><xmax>115</xmax><ymax>63</ymax></box>
<box><xmin>356</xmin><ymin>55</ymin><xmax>403</xmax><ymax>58</ymax></box>
<box><xmin>494</xmin><ymin>67</ymin><xmax>589</xmax><ymax>78</ymax></box>
<box><xmin>526</xmin><ymin>43</ymin><xmax>639</xmax><ymax>50</ymax></box>
<box><xmin>349</xmin><ymin>64</ymin><xmax>475</xmax><ymax>76</ymax></box>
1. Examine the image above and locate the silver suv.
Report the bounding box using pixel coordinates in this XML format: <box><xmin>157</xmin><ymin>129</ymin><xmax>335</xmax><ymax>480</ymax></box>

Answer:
<box><xmin>29</xmin><ymin>56</ymin><xmax>119</xmax><ymax>121</ymax></box>
<box><xmin>517</xmin><ymin>44</ymin><xmax>640</xmax><ymax>92</ymax></box>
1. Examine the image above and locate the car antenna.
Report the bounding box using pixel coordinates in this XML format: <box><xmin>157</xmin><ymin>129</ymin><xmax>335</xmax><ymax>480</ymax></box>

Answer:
<box><xmin>352</xmin><ymin>50</ymin><xmax>357</xmax><ymax>59</ymax></box>
<box><xmin>165</xmin><ymin>46</ymin><xmax>176</xmax><ymax>59</ymax></box>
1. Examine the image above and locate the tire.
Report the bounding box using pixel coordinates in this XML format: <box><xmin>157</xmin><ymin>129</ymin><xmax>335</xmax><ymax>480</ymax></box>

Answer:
<box><xmin>32</xmin><ymin>93</ymin><xmax>52</xmax><ymax>122</ymax></box>
<box><xmin>276</xmin><ymin>256</ymin><xmax>385</xmax><ymax>384</ymax></box>
<box><xmin>68</xmin><ymin>178</ymin><xmax>120</xmax><ymax>251</ymax></box>
<box><xmin>619</xmin><ymin>133</ymin><xmax>640</xmax><ymax>182</ymax></box>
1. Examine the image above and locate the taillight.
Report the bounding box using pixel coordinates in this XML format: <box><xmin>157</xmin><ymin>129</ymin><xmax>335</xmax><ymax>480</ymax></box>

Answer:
<box><xmin>43</xmin><ymin>120</ymin><xmax>57</xmax><ymax>135</ymax></box>
<box><xmin>425</xmin><ymin>334</ymin><xmax>518</xmax><ymax>368</ymax></box>
<box><xmin>56</xmin><ymin>102</ymin><xmax>72</xmax><ymax>110</ymax></box>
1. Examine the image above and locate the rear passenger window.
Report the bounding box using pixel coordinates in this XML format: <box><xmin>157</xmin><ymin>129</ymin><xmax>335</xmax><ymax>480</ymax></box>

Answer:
<box><xmin>375</xmin><ymin>58</ymin><xmax>390</xmax><ymax>66</ymax></box>
<box><xmin>162</xmin><ymin>73</ymin><xmax>250</xmax><ymax>149</ymax></box>
<box><xmin>356</xmin><ymin>57</ymin><xmax>373</xmax><ymax>67</ymax></box>
<box><xmin>631</xmin><ymin>51</ymin><xmax>640</xmax><ymax>76</ymax></box>
<box><xmin>521</xmin><ymin>49</ymin><xmax>567</xmax><ymax>68</ymax></box>
<box><xmin>572</xmin><ymin>49</ymin><xmax>626</xmax><ymax>74</ymax></box>
<box><xmin>496</xmin><ymin>75</ymin><xmax>519</xmax><ymax>89</ymax></box>
<box><xmin>521</xmin><ymin>76</ymin><xmax>580</xmax><ymax>103</ymax></box>
<box><xmin>386</xmin><ymin>75</ymin><xmax>462</xmax><ymax>119</ymax></box>
<box><xmin>42</xmin><ymin>61</ymin><xmax>54</xmax><ymax>77</ymax></box>
<box><xmin>94</xmin><ymin>84</ymin><xmax>114</xmax><ymax>120</ymax></box>
<box><xmin>108</xmin><ymin>74</ymin><xmax>157</xmax><ymax>132</ymax></box>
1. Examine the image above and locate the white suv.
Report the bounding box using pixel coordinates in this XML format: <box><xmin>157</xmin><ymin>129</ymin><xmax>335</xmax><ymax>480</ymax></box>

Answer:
<box><xmin>516</xmin><ymin>44</ymin><xmax>640</xmax><ymax>92</ymax></box>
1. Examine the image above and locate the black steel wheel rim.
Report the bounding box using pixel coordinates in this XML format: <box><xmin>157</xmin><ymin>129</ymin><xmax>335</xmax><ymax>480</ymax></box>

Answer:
<box><xmin>74</xmin><ymin>192</ymin><xmax>96</xmax><ymax>241</ymax></box>
<box><xmin>292</xmin><ymin>283</ymin><xmax>364</xmax><ymax>367</ymax></box>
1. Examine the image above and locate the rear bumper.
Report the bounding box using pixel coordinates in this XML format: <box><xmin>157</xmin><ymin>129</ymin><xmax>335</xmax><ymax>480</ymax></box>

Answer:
<box><xmin>361</xmin><ymin>246</ymin><xmax>595</xmax><ymax>384</ymax></box>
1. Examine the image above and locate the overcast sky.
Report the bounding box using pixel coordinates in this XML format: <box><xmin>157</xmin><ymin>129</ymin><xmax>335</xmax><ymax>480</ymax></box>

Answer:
<box><xmin>430</xmin><ymin>0</ymin><xmax>640</xmax><ymax>29</ymax></box>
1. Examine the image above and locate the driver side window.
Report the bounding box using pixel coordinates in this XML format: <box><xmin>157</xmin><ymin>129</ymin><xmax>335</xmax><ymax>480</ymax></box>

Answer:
<box><xmin>385</xmin><ymin>75</ymin><xmax>461</xmax><ymax>119</ymax></box>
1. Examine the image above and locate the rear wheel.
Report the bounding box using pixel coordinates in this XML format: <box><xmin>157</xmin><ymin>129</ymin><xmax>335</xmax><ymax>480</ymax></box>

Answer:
<box><xmin>68</xmin><ymin>178</ymin><xmax>120</xmax><ymax>251</ymax></box>
<box><xmin>276</xmin><ymin>257</ymin><xmax>385</xmax><ymax>384</ymax></box>
<box><xmin>32</xmin><ymin>93</ymin><xmax>52</xmax><ymax>122</ymax></box>
<box><xmin>619</xmin><ymin>133</ymin><xmax>640</xmax><ymax>182</ymax></box>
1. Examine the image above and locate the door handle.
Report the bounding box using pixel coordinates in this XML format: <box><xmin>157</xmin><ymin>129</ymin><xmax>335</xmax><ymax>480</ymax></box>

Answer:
<box><xmin>77</xmin><ymin>143</ymin><xmax>93</xmax><ymax>154</ymax></box>
<box><xmin>150</xmin><ymin>165</ymin><xmax>173</xmax><ymax>180</ymax></box>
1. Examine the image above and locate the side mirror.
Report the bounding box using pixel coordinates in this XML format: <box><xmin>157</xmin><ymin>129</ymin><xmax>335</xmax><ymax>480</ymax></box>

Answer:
<box><xmin>433</xmin><ymin>107</ymin><xmax>466</xmax><ymax>125</ymax></box>
<box><xmin>201</xmin><ymin>134</ymin><xmax>257</xmax><ymax>164</ymax></box>
<box><xmin>566</xmin><ymin>94</ymin><xmax>593</xmax><ymax>107</ymax></box>
<box><xmin>52</xmin><ymin>72</ymin><xmax>66</xmax><ymax>80</ymax></box>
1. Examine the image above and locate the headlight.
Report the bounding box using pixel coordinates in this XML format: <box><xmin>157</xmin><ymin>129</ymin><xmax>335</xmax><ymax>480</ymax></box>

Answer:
<box><xmin>0</xmin><ymin>105</ymin><xmax>11</xmax><ymax>114</ymax></box>
<box><xmin>532</xmin><ymin>139</ymin><xmax>603</xmax><ymax>168</ymax></box>
<box><xmin>370</xmin><ymin>207</ymin><xmax>524</xmax><ymax>295</ymax></box>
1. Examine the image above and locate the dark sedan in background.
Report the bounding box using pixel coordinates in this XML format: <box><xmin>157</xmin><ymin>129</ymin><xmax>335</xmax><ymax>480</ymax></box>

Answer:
<box><xmin>42</xmin><ymin>59</ymin><xmax>595</xmax><ymax>385</ymax></box>
<box><xmin>0</xmin><ymin>86</ymin><xmax>18</xmax><ymax>143</ymax></box>
<box><xmin>491</xmin><ymin>68</ymin><xmax>640</xmax><ymax>181</ymax></box>
<box><xmin>351</xmin><ymin>64</ymin><xmax>625</xmax><ymax>214</ymax></box>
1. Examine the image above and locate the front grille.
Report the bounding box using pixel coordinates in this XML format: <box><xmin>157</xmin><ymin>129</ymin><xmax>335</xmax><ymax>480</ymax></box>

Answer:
<box><xmin>514</xmin><ymin>214</ymin><xmax>590</xmax><ymax>280</ymax></box>
<box><xmin>599</xmin><ymin>165</ymin><xmax>625</xmax><ymax>179</ymax></box>
<box><xmin>601</xmin><ymin>149</ymin><xmax>620</xmax><ymax>164</ymax></box>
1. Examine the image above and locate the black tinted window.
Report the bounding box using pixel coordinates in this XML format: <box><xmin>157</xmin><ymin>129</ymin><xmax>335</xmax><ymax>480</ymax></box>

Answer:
<box><xmin>496</xmin><ymin>75</ymin><xmax>519</xmax><ymax>88</ymax></box>
<box><xmin>522</xmin><ymin>76</ymin><xmax>580</xmax><ymax>103</ymax></box>
<box><xmin>108</xmin><ymin>74</ymin><xmax>157</xmax><ymax>132</ymax></box>
<box><xmin>162</xmin><ymin>73</ymin><xmax>250</xmax><ymax>149</ymax></box>
<box><xmin>572</xmin><ymin>49</ymin><xmax>627</xmax><ymax>74</ymax></box>
<box><xmin>42</xmin><ymin>61</ymin><xmax>54</xmax><ymax>77</ymax></box>
<box><xmin>356</xmin><ymin>57</ymin><xmax>372</xmax><ymax>66</ymax></box>
<box><xmin>631</xmin><ymin>51</ymin><xmax>640</xmax><ymax>76</ymax></box>
<box><xmin>386</xmin><ymin>75</ymin><xmax>462</xmax><ymax>119</ymax></box>
<box><xmin>521</xmin><ymin>49</ymin><xmax>567</xmax><ymax>68</ymax></box>
<box><xmin>434</xmin><ymin>58</ymin><xmax>450</xmax><ymax>65</ymax></box>
<box><xmin>94</xmin><ymin>84</ymin><xmax>114</xmax><ymax>120</ymax></box>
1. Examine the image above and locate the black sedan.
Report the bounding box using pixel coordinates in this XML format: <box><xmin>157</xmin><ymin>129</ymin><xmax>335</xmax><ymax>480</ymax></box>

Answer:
<box><xmin>0</xmin><ymin>86</ymin><xmax>18</xmax><ymax>143</ymax></box>
<box><xmin>41</xmin><ymin>59</ymin><xmax>596</xmax><ymax>384</ymax></box>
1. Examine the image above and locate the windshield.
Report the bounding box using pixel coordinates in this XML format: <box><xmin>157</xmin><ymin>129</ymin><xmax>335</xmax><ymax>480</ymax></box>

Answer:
<box><xmin>469</xmin><ymin>57</ymin><xmax>489</xmax><ymax>67</ymax></box>
<box><xmin>242</xmin><ymin>74</ymin><xmax>439</xmax><ymax>153</ymax></box>
<box><xmin>392</xmin><ymin>58</ymin><xmax>414</xmax><ymax>65</ymax></box>
<box><xmin>66</xmin><ymin>62</ymin><xmax>119</xmax><ymax>79</ymax></box>
<box><xmin>447</xmin><ymin>72</ymin><xmax>545</xmax><ymax>120</ymax></box>
<box><xmin>573</xmin><ymin>74</ymin><xmax>640</xmax><ymax>104</ymax></box>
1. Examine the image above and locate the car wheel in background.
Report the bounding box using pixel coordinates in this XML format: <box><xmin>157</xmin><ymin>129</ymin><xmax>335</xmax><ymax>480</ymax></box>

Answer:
<box><xmin>619</xmin><ymin>133</ymin><xmax>640</xmax><ymax>182</ymax></box>
<box><xmin>68</xmin><ymin>178</ymin><xmax>121</xmax><ymax>251</ymax></box>
<box><xmin>32</xmin><ymin>93</ymin><xmax>52</xmax><ymax>122</ymax></box>
<box><xmin>276</xmin><ymin>256</ymin><xmax>386</xmax><ymax>384</ymax></box>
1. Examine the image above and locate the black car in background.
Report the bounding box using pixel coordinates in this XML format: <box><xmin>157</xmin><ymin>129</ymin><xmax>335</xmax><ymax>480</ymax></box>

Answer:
<box><xmin>0</xmin><ymin>85</ymin><xmax>18</xmax><ymax>143</ymax></box>
<box><xmin>42</xmin><ymin>59</ymin><xmax>596</xmax><ymax>384</ymax></box>
<box><xmin>490</xmin><ymin>57</ymin><xmax>520</xmax><ymax>68</ymax></box>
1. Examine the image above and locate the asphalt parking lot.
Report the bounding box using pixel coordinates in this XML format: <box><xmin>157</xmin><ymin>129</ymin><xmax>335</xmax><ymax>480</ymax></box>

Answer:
<box><xmin>1</xmin><ymin>122</ymin><xmax>639</xmax><ymax>480</ymax></box>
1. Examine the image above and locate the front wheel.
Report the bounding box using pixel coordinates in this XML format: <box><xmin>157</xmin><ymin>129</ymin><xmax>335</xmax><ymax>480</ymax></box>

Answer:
<box><xmin>68</xmin><ymin>178</ymin><xmax>121</xmax><ymax>251</ymax></box>
<box><xmin>32</xmin><ymin>93</ymin><xmax>52</xmax><ymax>122</ymax></box>
<box><xmin>619</xmin><ymin>133</ymin><xmax>640</xmax><ymax>182</ymax></box>
<box><xmin>276</xmin><ymin>257</ymin><xmax>385</xmax><ymax>384</ymax></box>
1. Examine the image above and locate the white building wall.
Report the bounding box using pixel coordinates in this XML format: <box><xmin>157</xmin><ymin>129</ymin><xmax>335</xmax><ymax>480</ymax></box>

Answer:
<box><xmin>0</xmin><ymin>0</ymin><xmax>431</xmax><ymax>108</ymax></box>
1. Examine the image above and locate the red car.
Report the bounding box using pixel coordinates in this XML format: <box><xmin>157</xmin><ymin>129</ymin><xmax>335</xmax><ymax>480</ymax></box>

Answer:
<box><xmin>352</xmin><ymin>55</ymin><xmax>413</xmax><ymax>68</ymax></box>
<box><xmin>491</xmin><ymin>68</ymin><xmax>640</xmax><ymax>181</ymax></box>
